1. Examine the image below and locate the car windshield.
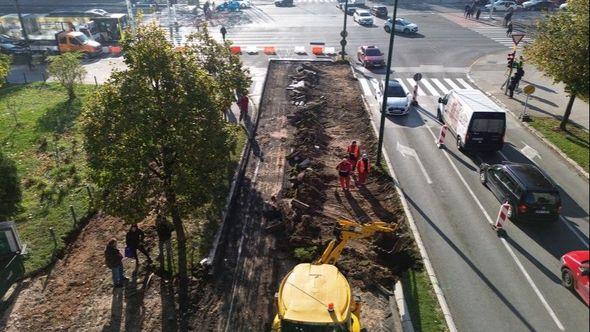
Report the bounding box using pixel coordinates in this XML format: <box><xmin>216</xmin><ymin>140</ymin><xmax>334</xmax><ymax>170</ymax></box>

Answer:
<box><xmin>396</xmin><ymin>19</ymin><xmax>411</xmax><ymax>25</ymax></box>
<box><xmin>75</xmin><ymin>34</ymin><xmax>90</xmax><ymax>44</ymax></box>
<box><xmin>365</xmin><ymin>48</ymin><xmax>381</xmax><ymax>56</ymax></box>
<box><xmin>386</xmin><ymin>84</ymin><xmax>406</xmax><ymax>97</ymax></box>
<box><xmin>524</xmin><ymin>191</ymin><xmax>559</xmax><ymax>205</ymax></box>
<box><xmin>359</xmin><ymin>12</ymin><xmax>371</xmax><ymax>16</ymax></box>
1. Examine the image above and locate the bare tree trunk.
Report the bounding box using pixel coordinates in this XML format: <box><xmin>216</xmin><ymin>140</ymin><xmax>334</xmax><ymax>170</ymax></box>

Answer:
<box><xmin>170</xmin><ymin>202</ymin><xmax>190</xmax><ymax>331</ymax></box>
<box><xmin>560</xmin><ymin>94</ymin><xmax>576</xmax><ymax>130</ymax></box>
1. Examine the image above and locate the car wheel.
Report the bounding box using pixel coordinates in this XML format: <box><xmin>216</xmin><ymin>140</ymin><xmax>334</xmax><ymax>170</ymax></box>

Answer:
<box><xmin>456</xmin><ymin>136</ymin><xmax>464</xmax><ymax>151</ymax></box>
<box><xmin>384</xmin><ymin>26</ymin><xmax>391</xmax><ymax>33</ymax></box>
<box><xmin>404</xmin><ymin>28</ymin><xmax>410</xmax><ymax>34</ymax></box>
<box><xmin>562</xmin><ymin>268</ymin><xmax>574</xmax><ymax>290</ymax></box>
<box><xmin>479</xmin><ymin>170</ymin><xmax>487</xmax><ymax>185</ymax></box>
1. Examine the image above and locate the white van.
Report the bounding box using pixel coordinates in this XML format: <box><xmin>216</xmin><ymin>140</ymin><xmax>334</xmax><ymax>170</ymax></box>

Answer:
<box><xmin>437</xmin><ymin>89</ymin><xmax>506</xmax><ymax>152</ymax></box>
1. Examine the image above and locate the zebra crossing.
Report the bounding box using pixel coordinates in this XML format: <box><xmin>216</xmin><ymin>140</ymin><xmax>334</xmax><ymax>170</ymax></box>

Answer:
<box><xmin>469</xmin><ymin>25</ymin><xmax>529</xmax><ymax>48</ymax></box>
<box><xmin>367</xmin><ymin>75</ymin><xmax>477</xmax><ymax>98</ymax></box>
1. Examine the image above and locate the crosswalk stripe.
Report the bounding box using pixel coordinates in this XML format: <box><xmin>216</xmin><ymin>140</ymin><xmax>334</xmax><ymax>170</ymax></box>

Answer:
<box><xmin>456</xmin><ymin>78</ymin><xmax>474</xmax><ymax>89</ymax></box>
<box><xmin>431</xmin><ymin>78</ymin><xmax>449</xmax><ymax>95</ymax></box>
<box><xmin>394</xmin><ymin>78</ymin><xmax>410</xmax><ymax>95</ymax></box>
<box><xmin>420</xmin><ymin>79</ymin><xmax>439</xmax><ymax>96</ymax></box>
<box><xmin>444</xmin><ymin>78</ymin><xmax>462</xmax><ymax>91</ymax></box>
<box><xmin>406</xmin><ymin>78</ymin><xmax>424</xmax><ymax>96</ymax></box>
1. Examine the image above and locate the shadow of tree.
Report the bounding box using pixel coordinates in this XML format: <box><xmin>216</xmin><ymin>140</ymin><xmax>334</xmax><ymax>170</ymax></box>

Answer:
<box><xmin>36</xmin><ymin>98</ymin><xmax>83</xmax><ymax>134</ymax></box>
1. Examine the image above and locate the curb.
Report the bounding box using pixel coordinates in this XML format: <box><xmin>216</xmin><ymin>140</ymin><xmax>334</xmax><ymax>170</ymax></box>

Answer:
<box><xmin>395</xmin><ymin>280</ymin><xmax>415</xmax><ymax>332</ymax></box>
<box><xmin>465</xmin><ymin>67</ymin><xmax>589</xmax><ymax>181</ymax></box>
<box><xmin>352</xmin><ymin>66</ymin><xmax>457</xmax><ymax>332</ymax></box>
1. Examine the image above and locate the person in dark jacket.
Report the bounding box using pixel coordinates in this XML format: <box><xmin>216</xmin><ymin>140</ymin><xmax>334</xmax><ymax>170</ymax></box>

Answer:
<box><xmin>126</xmin><ymin>224</ymin><xmax>152</xmax><ymax>265</ymax></box>
<box><xmin>105</xmin><ymin>238</ymin><xmax>126</xmax><ymax>287</ymax></box>
<box><xmin>475</xmin><ymin>7</ymin><xmax>482</xmax><ymax>20</ymax></box>
<box><xmin>155</xmin><ymin>215</ymin><xmax>174</xmax><ymax>275</ymax></box>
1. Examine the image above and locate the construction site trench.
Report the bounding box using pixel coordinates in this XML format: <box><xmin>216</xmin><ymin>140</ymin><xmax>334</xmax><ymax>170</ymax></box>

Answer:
<box><xmin>192</xmin><ymin>61</ymin><xmax>419</xmax><ymax>331</ymax></box>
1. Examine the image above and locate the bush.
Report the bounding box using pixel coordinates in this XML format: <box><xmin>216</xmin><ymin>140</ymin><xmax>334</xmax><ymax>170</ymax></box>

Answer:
<box><xmin>294</xmin><ymin>246</ymin><xmax>318</xmax><ymax>262</ymax></box>
<box><xmin>0</xmin><ymin>150</ymin><xmax>22</xmax><ymax>220</ymax></box>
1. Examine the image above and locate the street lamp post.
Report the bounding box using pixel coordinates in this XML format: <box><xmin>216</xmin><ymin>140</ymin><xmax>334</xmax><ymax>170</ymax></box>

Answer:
<box><xmin>376</xmin><ymin>0</ymin><xmax>399</xmax><ymax>165</ymax></box>
<box><xmin>340</xmin><ymin>0</ymin><xmax>349</xmax><ymax>59</ymax></box>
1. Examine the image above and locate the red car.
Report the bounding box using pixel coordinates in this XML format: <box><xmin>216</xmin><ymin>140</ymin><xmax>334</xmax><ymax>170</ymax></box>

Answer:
<box><xmin>357</xmin><ymin>45</ymin><xmax>385</xmax><ymax>68</ymax></box>
<box><xmin>561</xmin><ymin>250</ymin><xmax>589</xmax><ymax>305</ymax></box>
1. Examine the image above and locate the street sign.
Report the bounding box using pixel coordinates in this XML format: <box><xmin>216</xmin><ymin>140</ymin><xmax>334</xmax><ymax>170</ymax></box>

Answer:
<box><xmin>523</xmin><ymin>85</ymin><xmax>535</xmax><ymax>95</ymax></box>
<box><xmin>512</xmin><ymin>33</ymin><xmax>525</xmax><ymax>45</ymax></box>
<box><xmin>413</xmin><ymin>73</ymin><xmax>423</xmax><ymax>81</ymax></box>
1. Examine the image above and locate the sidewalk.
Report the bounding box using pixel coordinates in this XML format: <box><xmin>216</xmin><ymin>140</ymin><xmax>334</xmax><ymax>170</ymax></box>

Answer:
<box><xmin>469</xmin><ymin>50</ymin><xmax>589</xmax><ymax>131</ymax></box>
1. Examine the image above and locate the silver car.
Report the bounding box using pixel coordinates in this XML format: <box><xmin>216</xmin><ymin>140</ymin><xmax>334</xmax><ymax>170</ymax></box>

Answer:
<box><xmin>380</xmin><ymin>80</ymin><xmax>412</xmax><ymax>116</ymax></box>
<box><xmin>384</xmin><ymin>18</ymin><xmax>419</xmax><ymax>34</ymax></box>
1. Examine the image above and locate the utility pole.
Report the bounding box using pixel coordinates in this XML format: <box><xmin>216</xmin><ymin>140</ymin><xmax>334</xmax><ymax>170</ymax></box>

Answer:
<box><xmin>340</xmin><ymin>0</ymin><xmax>349</xmax><ymax>59</ymax></box>
<box><xmin>376</xmin><ymin>0</ymin><xmax>399</xmax><ymax>166</ymax></box>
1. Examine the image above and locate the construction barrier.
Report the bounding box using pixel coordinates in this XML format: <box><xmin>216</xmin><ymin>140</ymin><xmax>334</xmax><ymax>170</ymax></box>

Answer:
<box><xmin>411</xmin><ymin>84</ymin><xmax>418</xmax><ymax>105</ymax></box>
<box><xmin>263</xmin><ymin>46</ymin><xmax>276</xmax><ymax>55</ymax></box>
<box><xmin>312</xmin><ymin>46</ymin><xmax>324</xmax><ymax>55</ymax></box>
<box><xmin>110</xmin><ymin>46</ymin><xmax>122</xmax><ymax>56</ymax></box>
<box><xmin>324</xmin><ymin>47</ymin><xmax>336</xmax><ymax>55</ymax></box>
<box><xmin>493</xmin><ymin>202</ymin><xmax>511</xmax><ymax>231</ymax></box>
<box><xmin>436</xmin><ymin>124</ymin><xmax>448</xmax><ymax>148</ymax></box>
<box><xmin>294</xmin><ymin>46</ymin><xmax>306</xmax><ymax>54</ymax></box>
<box><xmin>101</xmin><ymin>46</ymin><xmax>110</xmax><ymax>53</ymax></box>
<box><xmin>230</xmin><ymin>45</ymin><xmax>242</xmax><ymax>54</ymax></box>
<box><xmin>245</xmin><ymin>45</ymin><xmax>258</xmax><ymax>54</ymax></box>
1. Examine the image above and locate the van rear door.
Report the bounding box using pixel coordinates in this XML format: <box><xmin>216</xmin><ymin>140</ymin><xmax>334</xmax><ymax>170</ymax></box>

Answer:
<box><xmin>466</xmin><ymin>112</ymin><xmax>506</xmax><ymax>151</ymax></box>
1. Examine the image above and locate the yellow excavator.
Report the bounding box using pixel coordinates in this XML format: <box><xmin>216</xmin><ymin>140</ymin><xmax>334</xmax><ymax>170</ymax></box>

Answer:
<box><xmin>272</xmin><ymin>219</ymin><xmax>397</xmax><ymax>332</ymax></box>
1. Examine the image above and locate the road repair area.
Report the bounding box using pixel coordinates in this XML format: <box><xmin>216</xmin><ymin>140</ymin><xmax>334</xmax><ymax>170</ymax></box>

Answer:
<box><xmin>191</xmin><ymin>61</ymin><xmax>419</xmax><ymax>331</ymax></box>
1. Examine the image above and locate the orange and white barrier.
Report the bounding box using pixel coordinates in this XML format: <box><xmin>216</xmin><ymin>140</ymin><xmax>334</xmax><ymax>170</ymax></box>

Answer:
<box><xmin>245</xmin><ymin>45</ymin><xmax>258</xmax><ymax>54</ymax></box>
<box><xmin>493</xmin><ymin>202</ymin><xmax>511</xmax><ymax>231</ymax></box>
<box><xmin>230</xmin><ymin>45</ymin><xmax>242</xmax><ymax>54</ymax></box>
<box><xmin>312</xmin><ymin>46</ymin><xmax>324</xmax><ymax>55</ymax></box>
<box><xmin>324</xmin><ymin>47</ymin><xmax>336</xmax><ymax>55</ymax></box>
<box><xmin>263</xmin><ymin>46</ymin><xmax>276</xmax><ymax>55</ymax></box>
<box><xmin>294</xmin><ymin>46</ymin><xmax>306</xmax><ymax>54</ymax></box>
<box><xmin>412</xmin><ymin>84</ymin><xmax>418</xmax><ymax>105</ymax></box>
<box><xmin>436</xmin><ymin>125</ymin><xmax>447</xmax><ymax>148</ymax></box>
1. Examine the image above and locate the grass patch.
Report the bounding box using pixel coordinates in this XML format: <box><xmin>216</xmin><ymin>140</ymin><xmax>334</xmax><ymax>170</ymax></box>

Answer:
<box><xmin>527</xmin><ymin>116</ymin><xmax>589</xmax><ymax>173</ymax></box>
<box><xmin>1</xmin><ymin>83</ymin><xmax>95</xmax><ymax>273</ymax></box>
<box><xmin>402</xmin><ymin>268</ymin><xmax>448</xmax><ymax>332</ymax></box>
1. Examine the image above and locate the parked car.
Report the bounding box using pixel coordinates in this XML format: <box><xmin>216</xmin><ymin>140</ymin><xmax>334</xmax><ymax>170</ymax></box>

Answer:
<box><xmin>217</xmin><ymin>1</ymin><xmax>241</xmax><ymax>11</ymax></box>
<box><xmin>380</xmin><ymin>80</ymin><xmax>411</xmax><ymax>116</ymax></box>
<box><xmin>236</xmin><ymin>0</ymin><xmax>252</xmax><ymax>8</ymax></box>
<box><xmin>357</xmin><ymin>45</ymin><xmax>384</xmax><ymax>68</ymax></box>
<box><xmin>485</xmin><ymin>0</ymin><xmax>522</xmax><ymax>11</ymax></box>
<box><xmin>353</xmin><ymin>9</ymin><xmax>374</xmax><ymax>25</ymax></box>
<box><xmin>524</xmin><ymin>0</ymin><xmax>556</xmax><ymax>10</ymax></box>
<box><xmin>275</xmin><ymin>0</ymin><xmax>293</xmax><ymax>6</ymax></box>
<box><xmin>0</xmin><ymin>34</ymin><xmax>29</xmax><ymax>55</ymax></box>
<box><xmin>437</xmin><ymin>89</ymin><xmax>506</xmax><ymax>152</ymax></box>
<box><xmin>479</xmin><ymin>163</ymin><xmax>562</xmax><ymax>222</ymax></box>
<box><xmin>370</xmin><ymin>5</ymin><xmax>388</xmax><ymax>18</ymax></box>
<box><xmin>384</xmin><ymin>17</ymin><xmax>418</xmax><ymax>34</ymax></box>
<box><xmin>561</xmin><ymin>251</ymin><xmax>589</xmax><ymax>306</ymax></box>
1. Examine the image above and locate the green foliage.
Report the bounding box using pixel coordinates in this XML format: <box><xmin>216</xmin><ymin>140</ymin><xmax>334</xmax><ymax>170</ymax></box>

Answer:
<box><xmin>47</xmin><ymin>52</ymin><xmax>87</xmax><ymax>101</ymax></box>
<box><xmin>0</xmin><ymin>53</ymin><xmax>10</xmax><ymax>87</ymax></box>
<box><xmin>294</xmin><ymin>246</ymin><xmax>318</xmax><ymax>262</ymax></box>
<box><xmin>402</xmin><ymin>268</ymin><xmax>448</xmax><ymax>332</ymax></box>
<box><xmin>525</xmin><ymin>0</ymin><xmax>589</xmax><ymax>107</ymax></box>
<box><xmin>0</xmin><ymin>149</ymin><xmax>21</xmax><ymax>220</ymax></box>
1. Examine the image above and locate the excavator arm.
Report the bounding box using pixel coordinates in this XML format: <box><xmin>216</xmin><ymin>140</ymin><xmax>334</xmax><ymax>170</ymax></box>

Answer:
<box><xmin>315</xmin><ymin>219</ymin><xmax>397</xmax><ymax>265</ymax></box>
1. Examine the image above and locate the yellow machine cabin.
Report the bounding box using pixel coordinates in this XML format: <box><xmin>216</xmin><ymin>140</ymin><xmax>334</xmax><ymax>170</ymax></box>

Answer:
<box><xmin>273</xmin><ymin>220</ymin><xmax>396</xmax><ymax>332</ymax></box>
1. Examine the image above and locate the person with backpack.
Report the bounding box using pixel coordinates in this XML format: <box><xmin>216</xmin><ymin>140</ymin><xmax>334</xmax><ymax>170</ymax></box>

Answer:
<box><xmin>126</xmin><ymin>224</ymin><xmax>152</xmax><ymax>266</ymax></box>
<box><xmin>105</xmin><ymin>238</ymin><xmax>126</xmax><ymax>287</ymax></box>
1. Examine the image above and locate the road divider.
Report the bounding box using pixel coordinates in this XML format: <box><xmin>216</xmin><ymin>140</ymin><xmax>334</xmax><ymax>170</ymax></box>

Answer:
<box><xmin>263</xmin><ymin>46</ymin><xmax>276</xmax><ymax>55</ymax></box>
<box><xmin>230</xmin><ymin>45</ymin><xmax>242</xmax><ymax>54</ymax></box>
<box><xmin>436</xmin><ymin>124</ymin><xmax>448</xmax><ymax>148</ymax></box>
<box><xmin>493</xmin><ymin>202</ymin><xmax>510</xmax><ymax>231</ymax></box>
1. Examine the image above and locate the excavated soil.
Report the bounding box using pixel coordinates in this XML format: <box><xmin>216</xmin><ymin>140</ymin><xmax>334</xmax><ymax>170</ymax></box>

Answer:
<box><xmin>191</xmin><ymin>61</ymin><xmax>418</xmax><ymax>331</ymax></box>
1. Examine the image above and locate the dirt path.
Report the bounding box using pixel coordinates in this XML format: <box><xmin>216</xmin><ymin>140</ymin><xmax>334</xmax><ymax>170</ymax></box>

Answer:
<box><xmin>1</xmin><ymin>215</ymin><xmax>174</xmax><ymax>332</ymax></box>
<box><xmin>191</xmin><ymin>61</ymin><xmax>416</xmax><ymax>331</ymax></box>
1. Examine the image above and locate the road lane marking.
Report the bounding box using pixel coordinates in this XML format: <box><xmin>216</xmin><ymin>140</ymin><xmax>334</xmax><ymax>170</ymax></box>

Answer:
<box><xmin>426</xmin><ymin>126</ymin><xmax>565</xmax><ymax>331</ymax></box>
<box><xmin>420</xmin><ymin>79</ymin><xmax>439</xmax><ymax>96</ymax></box>
<box><xmin>431</xmin><ymin>78</ymin><xmax>449</xmax><ymax>95</ymax></box>
<box><xmin>456</xmin><ymin>78</ymin><xmax>475</xmax><ymax>89</ymax></box>
<box><xmin>444</xmin><ymin>78</ymin><xmax>462</xmax><ymax>91</ymax></box>
<box><xmin>396</xmin><ymin>141</ymin><xmax>433</xmax><ymax>184</ymax></box>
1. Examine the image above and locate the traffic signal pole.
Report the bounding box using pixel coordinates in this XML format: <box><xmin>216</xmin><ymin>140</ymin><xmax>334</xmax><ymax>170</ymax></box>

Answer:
<box><xmin>340</xmin><ymin>0</ymin><xmax>349</xmax><ymax>59</ymax></box>
<box><xmin>376</xmin><ymin>0</ymin><xmax>399</xmax><ymax>166</ymax></box>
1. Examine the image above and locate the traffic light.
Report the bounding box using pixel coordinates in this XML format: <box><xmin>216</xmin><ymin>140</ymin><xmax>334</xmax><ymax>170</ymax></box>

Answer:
<box><xmin>507</xmin><ymin>52</ymin><xmax>516</xmax><ymax>68</ymax></box>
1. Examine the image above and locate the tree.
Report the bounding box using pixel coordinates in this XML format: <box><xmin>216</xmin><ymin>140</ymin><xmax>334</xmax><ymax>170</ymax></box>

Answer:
<box><xmin>82</xmin><ymin>24</ymin><xmax>249</xmax><ymax>328</ymax></box>
<box><xmin>0</xmin><ymin>53</ymin><xmax>11</xmax><ymax>87</ymax></box>
<box><xmin>0</xmin><ymin>150</ymin><xmax>21</xmax><ymax>221</ymax></box>
<box><xmin>524</xmin><ymin>0</ymin><xmax>589</xmax><ymax>130</ymax></box>
<box><xmin>47</xmin><ymin>52</ymin><xmax>87</xmax><ymax>101</ymax></box>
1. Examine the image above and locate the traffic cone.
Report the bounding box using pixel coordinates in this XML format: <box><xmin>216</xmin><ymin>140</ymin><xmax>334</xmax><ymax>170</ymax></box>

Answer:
<box><xmin>436</xmin><ymin>125</ymin><xmax>448</xmax><ymax>148</ymax></box>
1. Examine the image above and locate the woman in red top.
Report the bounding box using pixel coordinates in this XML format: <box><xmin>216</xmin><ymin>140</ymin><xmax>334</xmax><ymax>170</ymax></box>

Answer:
<box><xmin>336</xmin><ymin>158</ymin><xmax>353</xmax><ymax>190</ymax></box>
<box><xmin>356</xmin><ymin>153</ymin><xmax>370</xmax><ymax>186</ymax></box>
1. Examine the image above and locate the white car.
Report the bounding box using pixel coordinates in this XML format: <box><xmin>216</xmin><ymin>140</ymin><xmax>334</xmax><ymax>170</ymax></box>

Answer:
<box><xmin>353</xmin><ymin>9</ymin><xmax>374</xmax><ymax>26</ymax></box>
<box><xmin>235</xmin><ymin>0</ymin><xmax>252</xmax><ymax>8</ymax></box>
<box><xmin>521</xmin><ymin>0</ymin><xmax>543</xmax><ymax>8</ymax></box>
<box><xmin>484</xmin><ymin>0</ymin><xmax>521</xmax><ymax>11</ymax></box>
<box><xmin>384</xmin><ymin>17</ymin><xmax>419</xmax><ymax>34</ymax></box>
<box><xmin>379</xmin><ymin>80</ymin><xmax>412</xmax><ymax>116</ymax></box>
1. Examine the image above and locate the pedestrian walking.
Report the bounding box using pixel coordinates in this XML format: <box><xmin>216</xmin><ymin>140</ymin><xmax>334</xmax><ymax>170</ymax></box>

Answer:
<box><xmin>156</xmin><ymin>215</ymin><xmax>174</xmax><ymax>276</ymax></box>
<box><xmin>506</xmin><ymin>21</ymin><xmax>513</xmax><ymax>37</ymax></box>
<box><xmin>336</xmin><ymin>158</ymin><xmax>353</xmax><ymax>190</ymax></box>
<box><xmin>356</xmin><ymin>154</ymin><xmax>370</xmax><ymax>186</ymax></box>
<box><xmin>220</xmin><ymin>26</ymin><xmax>227</xmax><ymax>42</ymax></box>
<box><xmin>475</xmin><ymin>7</ymin><xmax>481</xmax><ymax>20</ymax></box>
<box><xmin>237</xmin><ymin>94</ymin><xmax>249</xmax><ymax>122</ymax></box>
<box><xmin>508</xmin><ymin>76</ymin><xmax>517</xmax><ymax>98</ymax></box>
<box><xmin>503</xmin><ymin>9</ymin><xmax>513</xmax><ymax>27</ymax></box>
<box><xmin>347</xmin><ymin>141</ymin><xmax>360</xmax><ymax>171</ymax></box>
<box><xmin>105</xmin><ymin>238</ymin><xmax>127</xmax><ymax>287</ymax></box>
<box><xmin>125</xmin><ymin>224</ymin><xmax>152</xmax><ymax>266</ymax></box>
<box><xmin>464</xmin><ymin>4</ymin><xmax>471</xmax><ymax>17</ymax></box>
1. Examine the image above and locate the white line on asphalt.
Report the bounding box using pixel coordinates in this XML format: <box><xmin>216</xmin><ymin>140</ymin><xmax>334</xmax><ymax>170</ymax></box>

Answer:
<box><xmin>431</xmin><ymin>78</ymin><xmax>449</xmax><ymax>95</ymax></box>
<box><xmin>406</xmin><ymin>78</ymin><xmax>424</xmax><ymax>96</ymax></box>
<box><xmin>444</xmin><ymin>78</ymin><xmax>462</xmax><ymax>91</ymax></box>
<box><xmin>396</xmin><ymin>141</ymin><xmax>433</xmax><ymax>184</ymax></box>
<box><xmin>456</xmin><ymin>78</ymin><xmax>475</xmax><ymax>90</ymax></box>
<box><xmin>426</xmin><ymin>127</ymin><xmax>565</xmax><ymax>331</ymax></box>
<box><xmin>420</xmin><ymin>79</ymin><xmax>439</xmax><ymax>96</ymax></box>
<box><xmin>394</xmin><ymin>77</ymin><xmax>409</xmax><ymax>95</ymax></box>
<box><xmin>561</xmin><ymin>216</ymin><xmax>589</xmax><ymax>248</ymax></box>
<box><xmin>359</xmin><ymin>77</ymin><xmax>372</xmax><ymax>97</ymax></box>
<box><xmin>225</xmin><ymin>159</ymin><xmax>262</xmax><ymax>332</ymax></box>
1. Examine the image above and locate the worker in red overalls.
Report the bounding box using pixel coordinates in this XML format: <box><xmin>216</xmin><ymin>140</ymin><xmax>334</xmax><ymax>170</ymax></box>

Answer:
<box><xmin>347</xmin><ymin>141</ymin><xmax>360</xmax><ymax>171</ymax></box>
<box><xmin>336</xmin><ymin>158</ymin><xmax>353</xmax><ymax>190</ymax></box>
<box><xmin>356</xmin><ymin>153</ymin><xmax>370</xmax><ymax>186</ymax></box>
<box><xmin>237</xmin><ymin>94</ymin><xmax>249</xmax><ymax>122</ymax></box>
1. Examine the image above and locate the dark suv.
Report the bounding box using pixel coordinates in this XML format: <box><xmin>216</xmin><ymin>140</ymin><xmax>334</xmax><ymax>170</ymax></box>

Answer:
<box><xmin>479</xmin><ymin>163</ymin><xmax>561</xmax><ymax>222</ymax></box>
<box><xmin>370</xmin><ymin>5</ymin><xmax>388</xmax><ymax>18</ymax></box>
